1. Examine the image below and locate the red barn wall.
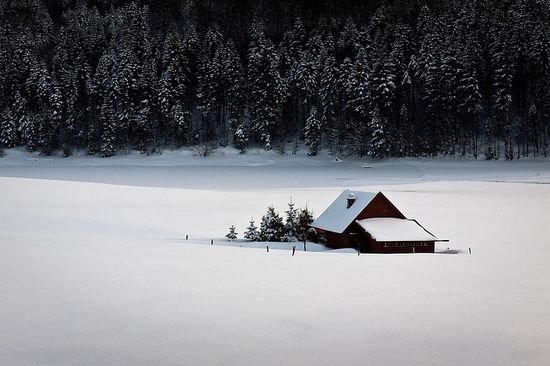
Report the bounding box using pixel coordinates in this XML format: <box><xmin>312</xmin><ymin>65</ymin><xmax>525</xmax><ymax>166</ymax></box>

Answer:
<box><xmin>365</xmin><ymin>240</ymin><xmax>435</xmax><ymax>254</ymax></box>
<box><xmin>326</xmin><ymin>232</ymin><xmax>349</xmax><ymax>249</ymax></box>
<box><xmin>355</xmin><ymin>193</ymin><xmax>405</xmax><ymax>221</ymax></box>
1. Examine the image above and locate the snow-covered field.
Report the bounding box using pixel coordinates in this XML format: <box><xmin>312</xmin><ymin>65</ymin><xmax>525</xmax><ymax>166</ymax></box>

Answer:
<box><xmin>1</xmin><ymin>148</ymin><xmax>550</xmax><ymax>365</ymax></box>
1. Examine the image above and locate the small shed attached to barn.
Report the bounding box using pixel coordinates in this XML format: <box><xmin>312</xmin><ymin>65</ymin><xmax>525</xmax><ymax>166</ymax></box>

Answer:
<box><xmin>311</xmin><ymin>190</ymin><xmax>442</xmax><ymax>253</ymax></box>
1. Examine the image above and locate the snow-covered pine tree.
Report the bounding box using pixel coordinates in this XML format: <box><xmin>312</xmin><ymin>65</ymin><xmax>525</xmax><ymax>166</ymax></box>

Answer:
<box><xmin>20</xmin><ymin>115</ymin><xmax>39</xmax><ymax>153</ymax></box>
<box><xmin>259</xmin><ymin>206</ymin><xmax>285</xmax><ymax>242</ymax></box>
<box><xmin>337</xmin><ymin>17</ymin><xmax>359</xmax><ymax>57</ymax></box>
<box><xmin>527</xmin><ymin>24</ymin><xmax>550</xmax><ymax>157</ymax></box>
<box><xmin>420</xmin><ymin>24</ymin><xmax>453</xmax><ymax>153</ymax></box>
<box><xmin>319</xmin><ymin>50</ymin><xmax>338</xmax><ymax>130</ymax></box>
<box><xmin>112</xmin><ymin>3</ymin><xmax>157</xmax><ymax>151</ymax></box>
<box><xmin>247</xmin><ymin>22</ymin><xmax>283</xmax><ymax>151</ymax></box>
<box><xmin>284</xmin><ymin>198</ymin><xmax>298</xmax><ymax>240</ymax></box>
<box><xmin>87</xmin><ymin>122</ymin><xmax>99</xmax><ymax>155</ymax></box>
<box><xmin>346</xmin><ymin>48</ymin><xmax>370</xmax><ymax>122</ymax></box>
<box><xmin>369</xmin><ymin>54</ymin><xmax>397</xmax><ymax>115</ymax></box>
<box><xmin>290</xmin><ymin>45</ymin><xmax>320</xmax><ymax>123</ymax></box>
<box><xmin>295</xmin><ymin>207</ymin><xmax>314</xmax><ymax>242</ymax></box>
<box><xmin>225</xmin><ymin>225</ymin><xmax>238</xmax><ymax>241</ymax></box>
<box><xmin>53</xmin><ymin>24</ymin><xmax>92</xmax><ymax>147</ymax></box>
<box><xmin>244</xmin><ymin>218</ymin><xmax>260</xmax><ymax>241</ymax></box>
<box><xmin>368</xmin><ymin>108</ymin><xmax>387</xmax><ymax>158</ymax></box>
<box><xmin>234</xmin><ymin>123</ymin><xmax>248</xmax><ymax>153</ymax></box>
<box><xmin>100</xmin><ymin>95</ymin><xmax>117</xmax><ymax>157</ymax></box>
<box><xmin>489</xmin><ymin>18</ymin><xmax>514</xmax><ymax>160</ymax></box>
<box><xmin>25</xmin><ymin>60</ymin><xmax>60</xmax><ymax>154</ymax></box>
<box><xmin>340</xmin><ymin>48</ymin><xmax>372</xmax><ymax>156</ymax></box>
<box><xmin>159</xmin><ymin>25</ymin><xmax>189</xmax><ymax>145</ymax></box>
<box><xmin>197</xmin><ymin>26</ymin><xmax>224</xmax><ymax>142</ymax></box>
<box><xmin>281</xmin><ymin>17</ymin><xmax>306</xmax><ymax>69</ymax></box>
<box><xmin>173</xmin><ymin>104</ymin><xmax>190</xmax><ymax>146</ymax></box>
<box><xmin>0</xmin><ymin>107</ymin><xmax>18</xmax><ymax>148</ymax></box>
<box><xmin>455</xmin><ymin>44</ymin><xmax>483</xmax><ymax>157</ymax></box>
<box><xmin>223</xmin><ymin>39</ymin><xmax>246</xmax><ymax>144</ymax></box>
<box><xmin>11</xmin><ymin>91</ymin><xmax>33</xmax><ymax>152</ymax></box>
<box><xmin>304</xmin><ymin>106</ymin><xmax>321</xmax><ymax>156</ymax></box>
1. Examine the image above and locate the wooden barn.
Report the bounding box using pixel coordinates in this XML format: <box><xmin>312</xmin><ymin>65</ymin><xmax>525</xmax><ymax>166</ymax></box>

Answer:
<box><xmin>310</xmin><ymin>190</ymin><xmax>443</xmax><ymax>253</ymax></box>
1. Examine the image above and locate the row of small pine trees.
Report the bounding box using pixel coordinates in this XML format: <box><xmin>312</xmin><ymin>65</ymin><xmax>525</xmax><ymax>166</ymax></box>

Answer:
<box><xmin>226</xmin><ymin>200</ymin><xmax>314</xmax><ymax>242</ymax></box>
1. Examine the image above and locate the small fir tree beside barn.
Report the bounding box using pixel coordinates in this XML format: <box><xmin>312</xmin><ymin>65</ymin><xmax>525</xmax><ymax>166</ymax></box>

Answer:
<box><xmin>244</xmin><ymin>218</ymin><xmax>260</xmax><ymax>241</ymax></box>
<box><xmin>259</xmin><ymin>206</ymin><xmax>285</xmax><ymax>242</ymax></box>
<box><xmin>226</xmin><ymin>225</ymin><xmax>238</xmax><ymax>241</ymax></box>
<box><xmin>284</xmin><ymin>198</ymin><xmax>298</xmax><ymax>240</ymax></box>
<box><xmin>296</xmin><ymin>207</ymin><xmax>314</xmax><ymax>242</ymax></box>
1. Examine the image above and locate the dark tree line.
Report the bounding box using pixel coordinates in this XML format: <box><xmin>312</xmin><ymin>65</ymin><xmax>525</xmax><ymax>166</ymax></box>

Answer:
<box><xmin>1</xmin><ymin>0</ymin><xmax>550</xmax><ymax>159</ymax></box>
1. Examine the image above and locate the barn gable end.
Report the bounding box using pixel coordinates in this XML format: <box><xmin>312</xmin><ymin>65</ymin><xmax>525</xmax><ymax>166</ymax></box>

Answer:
<box><xmin>355</xmin><ymin>192</ymin><xmax>406</xmax><ymax>222</ymax></box>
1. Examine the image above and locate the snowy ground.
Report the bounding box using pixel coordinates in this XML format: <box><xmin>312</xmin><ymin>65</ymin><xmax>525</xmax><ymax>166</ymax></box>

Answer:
<box><xmin>1</xmin><ymin>148</ymin><xmax>550</xmax><ymax>365</ymax></box>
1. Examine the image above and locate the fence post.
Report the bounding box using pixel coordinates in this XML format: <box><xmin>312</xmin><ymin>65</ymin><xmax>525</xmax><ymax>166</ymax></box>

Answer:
<box><xmin>266</xmin><ymin>246</ymin><xmax>269</xmax><ymax>253</ymax></box>
<box><xmin>292</xmin><ymin>246</ymin><xmax>296</xmax><ymax>256</ymax></box>
<box><xmin>211</xmin><ymin>239</ymin><xmax>213</xmax><ymax>245</ymax></box>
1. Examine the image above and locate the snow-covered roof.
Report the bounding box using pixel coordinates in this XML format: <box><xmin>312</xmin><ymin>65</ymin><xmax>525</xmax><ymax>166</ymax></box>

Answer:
<box><xmin>311</xmin><ymin>190</ymin><xmax>378</xmax><ymax>233</ymax></box>
<box><xmin>356</xmin><ymin>218</ymin><xmax>437</xmax><ymax>242</ymax></box>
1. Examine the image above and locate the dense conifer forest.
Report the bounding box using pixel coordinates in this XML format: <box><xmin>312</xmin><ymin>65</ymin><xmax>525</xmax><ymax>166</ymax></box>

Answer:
<box><xmin>1</xmin><ymin>0</ymin><xmax>549</xmax><ymax>159</ymax></box>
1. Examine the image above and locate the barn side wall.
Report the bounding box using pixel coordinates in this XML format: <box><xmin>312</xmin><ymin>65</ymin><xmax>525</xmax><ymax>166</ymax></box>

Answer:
<box><xmin>325</xmin><ymin>231</ymin><xmax>350</xmax><ymax>249</ymax></box>
<box><xmin>366</xmin><ymin>241</ymin><xmax>435</xmax><ymax>254</ymax></box>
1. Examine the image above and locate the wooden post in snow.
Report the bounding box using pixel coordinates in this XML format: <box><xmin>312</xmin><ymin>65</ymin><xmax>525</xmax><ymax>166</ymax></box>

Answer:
<box><xmin>292</xmin><ymin>246</ymin><xmax>296</xmax><ymax>256</ymax></box>
<box><xmin>211</xmin><ymin>239</ymin><xmax>213</xmax><ymax>245</ymax></box>
<box><xmin>266</xmin><ymin>246</ymin><xmax>269</xmax><ymax>253</ymax></box>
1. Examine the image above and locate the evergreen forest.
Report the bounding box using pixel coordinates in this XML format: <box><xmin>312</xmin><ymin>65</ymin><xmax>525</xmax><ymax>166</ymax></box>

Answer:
<box><xmin>1</xmin><ymin>0</ymin><xmax>550</xmax><ymax>159</ymax></box>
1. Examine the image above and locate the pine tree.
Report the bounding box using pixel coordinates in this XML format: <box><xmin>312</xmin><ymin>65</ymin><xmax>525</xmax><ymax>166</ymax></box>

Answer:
<box><xmin>234</xmin><ymin>123</ymin><xmax>248</xmax><ymax>153</ymax></box>
<box><xmin>319</xmin><ymin>50</ymin><xmax>338</xmax><ymax>130</ymax></box>
<box><xmin>248</xmin><ymin>22</ymin><xmax>283</xmax><ymax>151</ymax></box>
<box><xmin>368</xmin><ymin>108</ymin><xmax>387</xmax><ymax>158</ymax></box>
<box><xmin>304</xmin><ymin>107</ymin><xmax>321</xmax><ymax>156</ymax></box>
<box><xmin>159</xmin><ymin>25</ymin><xmax>189</xmax><ymax>145</ymax></box>
<box><xmin>490</xmin><ymin>18</ymin><xmax>515</xmax><ymax>160</ymax></box>
<box><xmin>244</xmin><ymin>218</ymin><xmax>260</xmax><ymax>241</ymax></box>
<box><xmin>284</xmin><ymin>198</ymin><xmax>298</xmax><ymax>240</ymax></box>
<box><xmin>20</xmin><ymin>115</ymin><xmax>39</xmax><ymax>152</ymax></box>
<box><xmin>225</xmin><ymin>225</ymin><xmax>238</xmax><ymax>241</ymax></box>
<box><xmin>259</xmin><ymin>206</ymin><xmax>285</xmax><ymax>242</ymax></box>
<box><xmin>295</xmin><ymin>207</ymin><xmax>314</xmax><ymax>242</ymax></box>
<box><xmin>100</xmin><ymin>96</ymin><xmax>117</xmax><ymax>158</ymax></box>
<box><xmin>197</xmin><ymin>26</ymin><xmax>224</xmax><ymax>142</ymax></box>
<box><xmin>0</xmin><ymin>107</ymin><xmax>18</xmax><ymax>148</ymax></box>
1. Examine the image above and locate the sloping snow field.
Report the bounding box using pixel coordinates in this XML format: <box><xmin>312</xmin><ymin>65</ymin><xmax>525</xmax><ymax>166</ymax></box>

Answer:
<box><xmin>1</xmin><ymin>148</ymin><xmax>550</xmax><ymax>365</ymax></box>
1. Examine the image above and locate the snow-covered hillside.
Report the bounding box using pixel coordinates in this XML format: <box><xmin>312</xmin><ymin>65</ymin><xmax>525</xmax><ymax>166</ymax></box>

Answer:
<box><xmin>1</xmin><ymin>150</ymin><xmax>549</xmax><ymax>365</ymax></box>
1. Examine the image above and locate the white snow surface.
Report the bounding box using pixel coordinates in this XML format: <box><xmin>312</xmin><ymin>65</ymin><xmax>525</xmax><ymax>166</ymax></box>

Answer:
<box><xmin>311</xmin><ymin>189</ymin><xmax>377</xmax><ymax>233</ymax></box>
<box><xmin>1</xmin><ymin>148</ymin><xmax>550</xmax><ymax>366</ymax></box>
<box><xmin>356</xmin><ymin>218</ymin><xmax>438</xmax><ymax>241</ymax></box>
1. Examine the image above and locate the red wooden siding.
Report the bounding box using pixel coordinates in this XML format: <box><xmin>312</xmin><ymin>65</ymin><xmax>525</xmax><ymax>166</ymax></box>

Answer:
<box><xmin>355</xmin><ymin>193</ymin><xmax>405</xmax><ymax>221</ymax></box>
